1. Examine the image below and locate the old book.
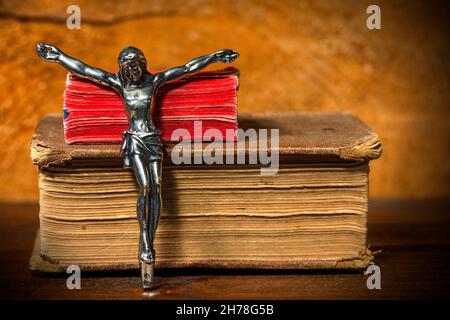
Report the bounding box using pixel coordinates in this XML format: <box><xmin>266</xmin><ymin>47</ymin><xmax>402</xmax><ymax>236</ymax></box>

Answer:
<box><xmin>29</xmin><ymin>112</ymin><xmax>381</xmax><ymax>272</ymax></box>
<box><xmin>64</xmin><ymin>68</ymin><xmax>239</xmax><ymax>144</ymax></box>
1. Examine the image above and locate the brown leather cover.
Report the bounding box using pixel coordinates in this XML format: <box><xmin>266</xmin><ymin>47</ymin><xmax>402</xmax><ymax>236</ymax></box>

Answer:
<box><xmin>31</xmin><ymin>112</ymin><xmax>382</xmax><ymax>168</ymax></box>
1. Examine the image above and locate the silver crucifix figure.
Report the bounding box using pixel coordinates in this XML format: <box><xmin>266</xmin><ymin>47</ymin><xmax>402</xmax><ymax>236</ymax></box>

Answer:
<box><xmin>36</xmin><ymin>43</ymin><xmax>239</xmax><ymax>289</ymax></box>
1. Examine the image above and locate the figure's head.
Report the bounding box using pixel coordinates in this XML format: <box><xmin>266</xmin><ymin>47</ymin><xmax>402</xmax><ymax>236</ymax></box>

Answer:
<box><xmin>118</xmin><ymin>47</ymin><xmax>147</xmax><ymax>83</ymax></box>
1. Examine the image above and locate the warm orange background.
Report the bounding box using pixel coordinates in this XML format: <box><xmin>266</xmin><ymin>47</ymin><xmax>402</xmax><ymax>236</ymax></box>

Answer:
<box><xmin>0</xmin><ymin>0</ymin><xmax>449</xmax><ymax>202</ymax></box>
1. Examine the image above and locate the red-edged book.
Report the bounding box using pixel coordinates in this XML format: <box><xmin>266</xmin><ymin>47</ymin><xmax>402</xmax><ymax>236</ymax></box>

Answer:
<box><xmin>63</xmin><ymin>67</ymin><xmax>239</xmax><ymax>144</ymax></box>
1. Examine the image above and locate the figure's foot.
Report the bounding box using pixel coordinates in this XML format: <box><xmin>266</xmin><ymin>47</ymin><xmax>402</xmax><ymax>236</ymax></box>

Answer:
<box><xmin>139</xmin><ymin>231</ymin><xmax>154</xmax><ymax>263</ymax></box>
<box><xmin>140</xmin><ymin>248</ymin><xmax>155</xmax><ymax>264</ymax></box>
<box><xmin>140</xmin><ymin>261</ymin><xmax>154</xmax><ymax>289</ymax></box>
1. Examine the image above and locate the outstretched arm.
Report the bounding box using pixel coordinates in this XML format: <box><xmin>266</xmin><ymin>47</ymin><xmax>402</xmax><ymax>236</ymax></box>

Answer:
<box><xmin>36</xmin><ymin>43</ymin><xmax>120</xmax><ymax>89</ymax></box>
<box><xmin>155</xmin><ymin>49</ymin><xmax>239</xmax><ymax>87</ymax></box>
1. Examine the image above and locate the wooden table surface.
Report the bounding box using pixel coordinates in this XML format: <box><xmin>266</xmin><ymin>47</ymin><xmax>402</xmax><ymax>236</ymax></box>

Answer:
<box><xmin>0</xmin><ymin>200</ymin><xmax>449</xmax><ymax>300</ymax></box>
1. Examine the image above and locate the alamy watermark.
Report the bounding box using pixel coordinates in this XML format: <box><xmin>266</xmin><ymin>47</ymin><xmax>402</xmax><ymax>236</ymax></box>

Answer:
<box><xmin>170</xmin><ymin>121</ymin><xmax>280</xmax><ymax>175</ymax></box>
<box><xmin>365</xmin><ymin>264</ymin><xmax>381</xmax><ymax>290</ymax></box>
<box><xmin>66</xmin><ymin>5</ymin><xmax>81</xmax><ymax>30</ymax></box>
<box><xmin>366</xmin><ymin>5</ymin><xmax>381</xmax><ymax>30</ymax></box>
<box><xmin>66</xmin><ymin>265</ymin><xmax>81</xmax><ymax>289</ymax></box>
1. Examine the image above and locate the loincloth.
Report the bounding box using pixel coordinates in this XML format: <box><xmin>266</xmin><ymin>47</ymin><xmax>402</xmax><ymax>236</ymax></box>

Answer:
<box><xmin>121</xmin><ymin>130</ymin><xmax>163</xmax><ymax>168</ymax></box>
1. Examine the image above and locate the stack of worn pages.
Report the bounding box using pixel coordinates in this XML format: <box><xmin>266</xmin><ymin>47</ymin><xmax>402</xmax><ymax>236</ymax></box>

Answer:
<box><xmin>30</xmin><ymin>112</ymin><xmax>381</xmax><ymax>272</ymax></box>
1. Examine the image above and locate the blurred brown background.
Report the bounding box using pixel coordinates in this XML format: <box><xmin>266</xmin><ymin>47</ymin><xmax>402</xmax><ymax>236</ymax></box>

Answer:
<box><xmin>0</xmin><ymin>0</ymin><xmax>449</xmax><ymax>202</ymax></box>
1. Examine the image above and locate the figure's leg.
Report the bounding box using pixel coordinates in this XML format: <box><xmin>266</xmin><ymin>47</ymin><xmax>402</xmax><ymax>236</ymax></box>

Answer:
<box><xmin>138</xmin><ymin>160</ymin><xmax>161</xmax><ymax>289</ymax></box>
<box><xmin>131</xmin><ymin>154</ymin><xmax>152</xmax><ymax>263</ymax></box>
<box><xmin>148</xmin><ymin>160</ymin><xmax>162</xmax><ymax>245</ymax></box>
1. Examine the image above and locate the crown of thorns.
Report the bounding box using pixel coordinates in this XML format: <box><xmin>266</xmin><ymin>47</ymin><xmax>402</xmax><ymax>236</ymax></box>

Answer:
<box><xmin>118</xmin><ymin>47</ymin><xmax>146</xmax><ymax>64</ymax></box>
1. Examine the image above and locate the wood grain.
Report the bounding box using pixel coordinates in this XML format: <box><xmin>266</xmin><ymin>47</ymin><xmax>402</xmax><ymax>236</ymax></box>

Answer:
<box><xmin>0</xmin><ymin>200</ymin><xmax>449</xmax><ymax>300</ymax></box>
<box><xmin>1</xmin><ymin>1</ymin><xmax>450</xmax><ymax>201</ymax></box>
